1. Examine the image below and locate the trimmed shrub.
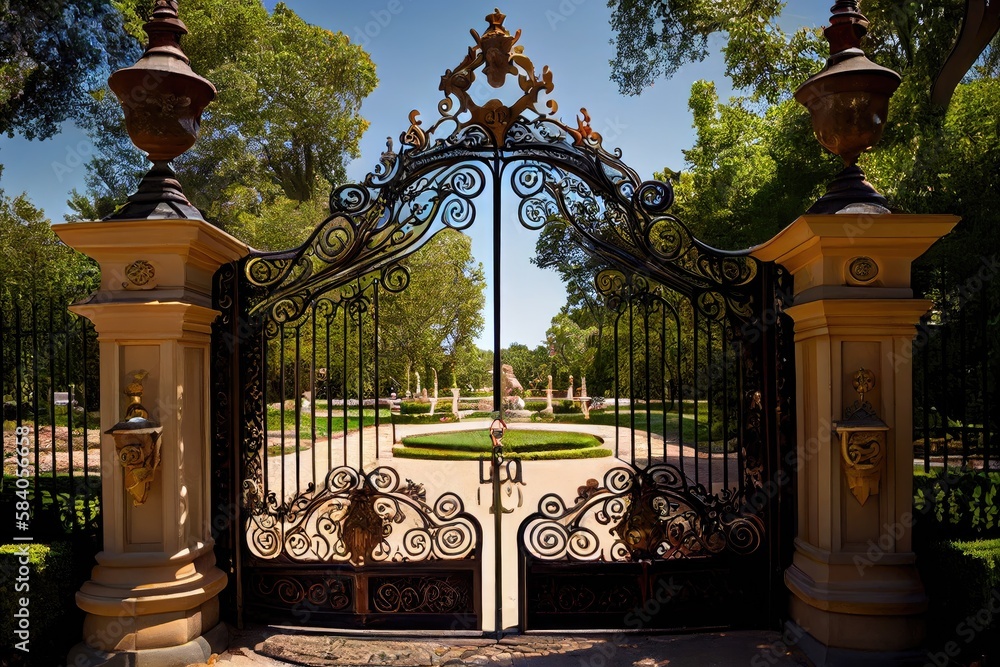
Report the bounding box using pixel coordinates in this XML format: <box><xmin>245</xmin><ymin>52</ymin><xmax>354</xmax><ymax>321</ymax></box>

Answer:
<box><xmin>918</xmin><ymin>538</ymin><xmax>1000</xmax><ymax>663</ymax></box>
<box><xmin>399</xmin><ymin>401</ymin><xmax>431</xmax><ymax>415</ymax></box>
<box><xmin>553</xmin><ymin>399</ymin><xmax>580</xmax><ymax>414</ymax></box>
<box><xmin>0</xmin><ymin>540</ymin><xmax>95</xmax><ymax>666</ymax></box>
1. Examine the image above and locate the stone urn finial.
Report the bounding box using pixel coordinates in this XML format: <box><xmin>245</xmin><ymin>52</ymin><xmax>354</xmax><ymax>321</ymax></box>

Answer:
<box><xmin>106</xmin><ymin>0</ymin><xmax>216</xmax><ymax>221</ymax></box>
<box><xmin>794</xmin><ymin>1</ymin><xmax>901</xmax><ymax>214</ymax></box>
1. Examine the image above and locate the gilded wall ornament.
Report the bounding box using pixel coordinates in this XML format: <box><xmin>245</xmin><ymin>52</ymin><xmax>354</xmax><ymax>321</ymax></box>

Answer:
<box><xmin>836</xmin><ymin>368</ymin><xmax>889</xmax><ymax>505</ymax></box>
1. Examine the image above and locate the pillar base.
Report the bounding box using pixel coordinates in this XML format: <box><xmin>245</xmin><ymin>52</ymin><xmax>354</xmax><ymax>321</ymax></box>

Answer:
<box><xmin>788</xmin><ymin>621</ymin><xmax>927</xmax><ymax>667</ymax></box>
<box><xmin>786</xmin><ymin>541</ymin><xmax>927</xmax><ymax>656</ymax></box>
<box><xmin>67</xmin><ymin>621</ymin><xmax>228</xmax><ymax>667</ymax></box>
<box><xmin>75</xmin><ymin>544</ymin><xmax>227</xmax><ymax>652</ymax></box>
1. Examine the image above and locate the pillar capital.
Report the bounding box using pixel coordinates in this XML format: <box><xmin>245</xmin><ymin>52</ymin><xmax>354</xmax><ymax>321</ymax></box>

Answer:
<box><xmin>54</xmin><ymin>217</ymin><xmax>247</xmax><ymax>309</ymax></box>
<box><xmin>753</xmin><ymin>213</ymin><xmax>958</xmax><ymax>303</ymax></box>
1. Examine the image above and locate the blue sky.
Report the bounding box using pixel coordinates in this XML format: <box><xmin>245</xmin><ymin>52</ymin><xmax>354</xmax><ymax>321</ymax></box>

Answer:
<box><xmin>0</xmin><ymin>1</ymin><xmax>828</xmax><ymax>348</ymax></box>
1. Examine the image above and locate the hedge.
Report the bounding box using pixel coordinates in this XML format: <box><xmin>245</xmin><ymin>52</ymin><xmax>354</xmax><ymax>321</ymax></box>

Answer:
<box><xmin>0</xmin><ymin>540</ymin><xmax>95</xmax><ymax>666</ymax></box>
<box><xmin>919</xmin><ymin>537</ymin><xmax>1000</xmax><ymax>663</ymax></box>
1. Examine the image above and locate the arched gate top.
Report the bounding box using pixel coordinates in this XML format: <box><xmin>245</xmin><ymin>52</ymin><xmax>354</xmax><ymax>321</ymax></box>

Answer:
<box><xmin>240</xmin><ymin>7</ymin><xmax>766</xmax><ymax>332</ymax></box>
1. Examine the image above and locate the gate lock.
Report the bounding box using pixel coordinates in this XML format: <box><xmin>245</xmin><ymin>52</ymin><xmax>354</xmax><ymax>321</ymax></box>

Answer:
<box><xmin>479</xmin><ymin>418</ymin><xmax>524</xmax><ymax>513</ymax></box>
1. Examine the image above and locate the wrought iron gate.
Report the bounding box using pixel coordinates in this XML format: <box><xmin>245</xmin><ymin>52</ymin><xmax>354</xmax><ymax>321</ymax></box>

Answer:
<box><xmin>212</xmin><ymin>8</ymin><xmax>794</xmax><ymax>632</ymax></box>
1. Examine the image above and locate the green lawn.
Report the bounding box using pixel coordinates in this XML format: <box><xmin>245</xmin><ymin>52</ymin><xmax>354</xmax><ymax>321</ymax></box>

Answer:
<box><xmin>552</xmin><ymin>407</ymin><xmax>716</xmax><ymax>445</ymax></box>
<box><xmin>394</xmin><ymin>428</ymin><xmax>612</xmax><ymax>461</ymax></box>
<box><xmin>265</xmin><ymin>407</ymin><xmax>390</xmax><ymax>435</ymax></box>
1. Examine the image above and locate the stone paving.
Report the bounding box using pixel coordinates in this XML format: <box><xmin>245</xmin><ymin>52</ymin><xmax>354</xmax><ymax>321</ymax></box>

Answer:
<box><xmin>193</xmin><ymin>626</ymin><xmax>811</xmax><ymax>667</ymax></box>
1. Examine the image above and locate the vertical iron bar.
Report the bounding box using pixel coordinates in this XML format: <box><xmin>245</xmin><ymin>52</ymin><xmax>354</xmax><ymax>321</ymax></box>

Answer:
<box><xmin>342</xmin><ymin>304</ymin><xmax>348</xmax><ymax>465</ymax></box>
<box><xmin>941</xmin><ymin>271</ymin><xmax>949</xmax><ymax>472</ymax></box>
<box><xmin>982</xmin><ymin>280</ymin><xmax>991</xmax><ymax>472</ymax></box>
<box><xmin>31</xmin><ymin>287</ymin><xmax>41</xmax><ymax>518</ymax></box>
<box><xmin>723</xmin><ymin>324</ymin><xmax>729</xmax><ymax>491</ymax></box>
<box><xmin>614</xmin><ymin>314</ymin><xmax>621</xmax><ymax>459</ymax></box>
<box><xmin>81</xmin><ymin>312</ymin><xmax>91</xmax><ymax>527</ymax></box>
<box><xmin>294</xmin><ymin>323</ymin><xmax>301</xmax><ymax>494</ymax></box>
<box><xmin>708</xmin><ymin>321</ymin><xmax>714</xmax><ymax>492</ymax></box>
<box><xmin>960</xmin><ymin>303</ymin><xmax>968</xmax><ymax>468</ymax></box>
<box><xmin>693</xmin><ymin>314</ymin><xmax>700</xmax><ymax>487</ymax></box>
<box><xmin>660</xmin><ymin>303</ymin><xmax>667</xmax><ymax>464</ymax></box>
<box><xmin>921</xmin><ymin>319</ymin><xmax>931</xmax><ymax>473</ymax></box>
<box><xmin>261</xmin><ymin>329</ymin><xmax>269</xmax><ymax>502</ymax></box>
<box><xmin>374</xmin><ymin>281</ymin><xmax>380</xmax><ymax>460</ymax></box>
<box><xmin>357</xmin><ymin>284</ymin><xmax>364</xmax><ymax>470</ymax></box>
<box><xmin>628</xmin><ymin>296</ymin><xmax>636</xmax><ymax>467</ymax></box>
<box><xmin>677</xmin><ymin>306</ymin><xmax>683</xmax><ymax>475</ymax></box>
<box><xmin>279</xmin><ymin>324</ymin><xmax>286</xmax><ymax>508</ymax></box>
<box><xmin>15</xmin><ymin>303</ymin><xmax>25</xmax><ymax>483</ymax></box>
<box><xmin>643</xmin><ymin>302</ymin><xmax>651</xmax><ymax>465</ymax></box>
<box><xmin>491</xmin><ymin>156</ymin><xmax>502</xmax><ymax>640</ymax></box>
<box><xmin>737</xmin><ymin>342</ymin><xmax>745</xmax><ymax>498</ymax></box>
<box><xmin>48</xmin><ymin>297</ymin><xmax>56</xmax><ymax>493</ymax></box>
<box><xmin>65</xmin><ymin>301</ymin><xmax>75</xmax><ymax>532</ymax></box>
<box><xmin>311</xmin><ymin>312</ymin><xmax>317</xmax><ymax>489</ymax></box>
<box><xmin>326</xmin><ymin>314</ymin><xmax>333</xmax><ymax>469</ymax></box>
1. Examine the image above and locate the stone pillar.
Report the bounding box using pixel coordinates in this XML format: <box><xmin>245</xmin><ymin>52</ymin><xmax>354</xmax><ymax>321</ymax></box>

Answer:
<box><xmin>56</xmin><ymin>219</ymin><xmax>247</xmax><ymax>666</ymax></box>
<box><xmin>753</xmin><ymin>213</ymin><xmax>958</xmax><ymax>666</ymax></box>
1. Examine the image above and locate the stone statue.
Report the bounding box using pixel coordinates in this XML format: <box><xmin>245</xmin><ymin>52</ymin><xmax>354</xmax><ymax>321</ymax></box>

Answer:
<box><xmin>566</xmin><ymin>374</ymin><xmax>574</xmax><ymax>401</ymax></box>
<box><xmin>429</xmin><ymin>368</ymin><xmax>439</xmax><ymax>416</ymax></box>
<box><xmin>543</xmin><ymin>374</ymin><xmax>554</xmax><ymax>414</ymax></box>
<box><xmin>500</xmin><ymin>363</ymin><xmax>525</xmax><ymax>409</ymax></box>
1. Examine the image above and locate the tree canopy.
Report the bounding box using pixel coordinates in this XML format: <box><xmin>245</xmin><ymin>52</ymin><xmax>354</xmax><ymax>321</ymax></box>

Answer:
<box><xmin>378</xmin><ymin>229</ymin><xmax>487</xmax><ymax>396</ymax></box>
<box><xmin>0</xmin><ymin>0</ymin><xmax>137</xmax><ymax>140</ymax></box>
<box><xmin>71</xmin><ymin>0</ymin><xmax>378</xmax><ymax>250</ymax></box>
<box><xmin>608</xmin><ymin>0</ymin><xmax>1000</xmax><ymax>265</ymax></box>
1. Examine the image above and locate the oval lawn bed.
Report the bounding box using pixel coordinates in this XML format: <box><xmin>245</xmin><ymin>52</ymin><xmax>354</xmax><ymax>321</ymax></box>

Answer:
<box><xmin>393</xmin><ymin>429</ymin><xmax>611</xmax><ymax>461</ymax></box>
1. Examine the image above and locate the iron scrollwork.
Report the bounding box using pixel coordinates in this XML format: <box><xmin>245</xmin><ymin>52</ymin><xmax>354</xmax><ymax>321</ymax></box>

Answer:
<box><xmin>369</xmin><ymin>575</ymin><xmax>475</xmax><ymax>614</ymax></box>
<box><xmin>246</xmin><ymin>466</ymin><xmax>479</xmax><ymax>565</ymax></box>
<box><xmin>521</xmin><ymin>464</ymin><xmax>764</xmax><ymax>563</ymax></box>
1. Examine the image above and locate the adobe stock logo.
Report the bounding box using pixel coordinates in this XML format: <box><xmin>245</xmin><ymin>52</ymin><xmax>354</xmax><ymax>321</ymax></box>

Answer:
<box><xmin>352</xmin><ymin>0</ymin><xmax>406</xmax><ymax>49</ymax></box>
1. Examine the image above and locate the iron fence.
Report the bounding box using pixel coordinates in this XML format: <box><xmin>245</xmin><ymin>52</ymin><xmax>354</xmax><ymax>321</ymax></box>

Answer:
<box><xmin>0</xmin><ymin>294</ymin><xmax>101</xmax><ymax>543</ymax></box>
<box><xmin>913</xmin><ymin>278</ymin><xmax>998</xmax><ymax>473</ymax></box>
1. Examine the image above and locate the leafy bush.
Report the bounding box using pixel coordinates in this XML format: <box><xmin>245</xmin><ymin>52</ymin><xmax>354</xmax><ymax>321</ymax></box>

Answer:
<box><xmin>399</xmin><ymin>401</ymin><xmax>431</xmax><ymax>415</ymax></box>
<box><xmin>0</xmin><ymin>540</ymin><xmax>95</xmax><ymax>666</ymax></box>
<box><xmin>391</xmin><ymin>413</ymin><xmax>458</xmax><ymax>425</ymax></box>
<box><xmin>918</xmin><ymin>537</ymin><xmax>1000</xmax><ymax>663</ymax></box>
<box><xmin>553</xmin><ymin>399</ymin><xmax>580</xmax><ymax>414</ymax></box>
<box><xmin>913</xmin><ymin>470</ymin><xmax>1000</xmax><ymax>539</ymax></box>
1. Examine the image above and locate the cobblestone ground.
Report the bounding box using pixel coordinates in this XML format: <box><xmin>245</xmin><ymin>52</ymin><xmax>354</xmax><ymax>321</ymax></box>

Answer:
<box><xmin>190</xmin><ymin>627</ymin><xmax>810</xmax><ymax>667</ymax></box>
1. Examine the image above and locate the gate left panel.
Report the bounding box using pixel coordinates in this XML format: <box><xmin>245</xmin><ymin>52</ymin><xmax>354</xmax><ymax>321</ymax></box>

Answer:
<box><xmin>212</xmin><ymin>257</ymin><xmax>482</xmax><ymax>630</ymax></box>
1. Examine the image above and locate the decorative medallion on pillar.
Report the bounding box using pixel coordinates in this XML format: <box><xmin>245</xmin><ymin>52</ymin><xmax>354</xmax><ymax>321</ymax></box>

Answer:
<box><xmin>106</xmin><ymin>0</ymin><xmax>216</xmax><ymax>220</ymax></box>
<box><xmin>795</xmin><ymin>1</ymin><xmax>901</xmax><ymax>213</ymax></box>
<box><xmin>122</xmin><ymin>259</ymin><xmax>157</xmax><ymax>289</ymax></box>
<box><xmin>835</xmin><ymin>367</ymin><xmax>889</xmax><ymax>505</ymax></box>
<box><xmin>107</xmin><ymin>371</ymin><xmax>162</xmax><ymax>506</ymax></box>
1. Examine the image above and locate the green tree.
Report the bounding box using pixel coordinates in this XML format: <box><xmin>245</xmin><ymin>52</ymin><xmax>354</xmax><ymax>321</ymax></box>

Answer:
<box><xmin>0</xmin><ymin>174</ymin><xmax>98</xmax><ymax>304</ymax></box>
<box><xmin>532</xmin><ymin>221</ymin><xmax>616</xmax><ymax>393</ymax></box>
<box><xmin>0</xmin><ymin>0</ymin><xmax>137</xmax><ymax>139</ymax></box>
<box><xmin>546</xmin><ymin>310</ymin><xmax>596</xmax><ymax>387</ymax></box>
<box><xmin>500</xmin><ymin>342</ymin><xmax>553</xmax><ymax>395</ymax></box>
<box><xmin>71</xmin><ymin>0</ymin><xmax>378</xmax><ymax>251</ymax></box>
<box><xmin>377</xmin><ymin>229</ymin><xmax>486</xmax><ymax>397</ymax></box>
